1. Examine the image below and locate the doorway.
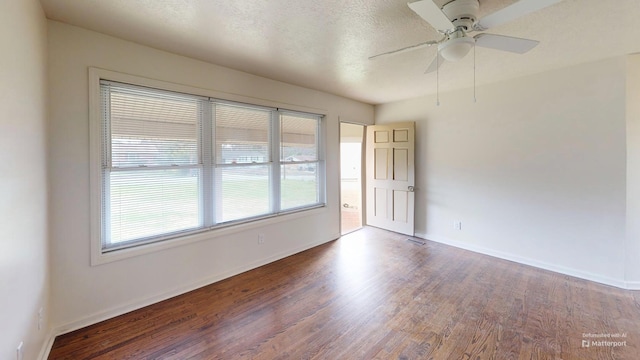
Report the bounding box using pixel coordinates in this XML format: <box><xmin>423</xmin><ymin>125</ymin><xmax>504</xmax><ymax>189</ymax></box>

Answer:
<box><xmin>340</xmin><ymin>123</ymin><xmax>365</xmax><ymax>235</ymax></box>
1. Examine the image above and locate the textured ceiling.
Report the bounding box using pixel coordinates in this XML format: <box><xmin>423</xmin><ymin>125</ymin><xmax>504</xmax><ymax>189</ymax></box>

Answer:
<box><xmin>40</xmin><ymin>0</ymin><xmax>640</xmax><ymax>104</ymax></box>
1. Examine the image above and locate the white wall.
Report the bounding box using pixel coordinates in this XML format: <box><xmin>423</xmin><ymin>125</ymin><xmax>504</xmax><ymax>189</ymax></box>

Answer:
<box><xmin>47</xmin><ymin>21</ymin><xmax>374</xmax><ymax>332</ymax></box>
<box><xmin>626</xmin><ymin>54</ymin><xmax>640</xmax><ymax>286</ymax></box>
<box><xmin>0</xmin><ymin>0</ymin><xmax>50</xmax><ymax>359</ymax></box>
<box><xmin>376</xmin><ymin>57</ymin><xmax>631</xmax><ymax>286</ymax></box>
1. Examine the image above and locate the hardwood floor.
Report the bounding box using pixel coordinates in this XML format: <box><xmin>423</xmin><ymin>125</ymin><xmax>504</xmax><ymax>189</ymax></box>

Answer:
<box><xmin>49</xmin><ymin>227</ymin><xmax>640</xmax><ymax>359</ymax></box>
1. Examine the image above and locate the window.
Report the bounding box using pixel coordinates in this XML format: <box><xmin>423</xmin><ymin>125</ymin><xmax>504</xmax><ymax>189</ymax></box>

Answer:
<box><xmin>280</xmin><ymin>112</ymin><xmax>322</xmax><ymax>210</ymax></box>
<box><xmin>98</xmin><ymin>80</ymin><xmax>324</xmax><ymax>252</ymax></box>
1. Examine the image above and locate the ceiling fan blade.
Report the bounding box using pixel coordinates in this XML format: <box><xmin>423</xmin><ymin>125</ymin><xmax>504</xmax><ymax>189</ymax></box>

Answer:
<box><xmin>425</xmin><ymin>53</ymin><xmax>445</xmax><ymax>73</ymax></box>
<box><xmin>369</xmin><ymin>40</ymin><xmax>439</xmax><ymax>60</ymax></box>
<box><xmin>474</xmin><ymin>0</ymin><xmax>562</xmax><ymax>31</ymax></box>
<box><xmin>408</xmin><ymin>0</ymin><xmax>454</xmax><ymax>31</ymax></box>
<box><xmin>474</xmin><ymin>33</ymin><xmax>539</xmax><ymax>54</ymax></box>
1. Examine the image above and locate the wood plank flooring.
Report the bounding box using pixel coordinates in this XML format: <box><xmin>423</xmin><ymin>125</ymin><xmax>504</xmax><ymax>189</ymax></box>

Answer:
<box><xmin>49</xmin><ymin>227</ymin><xmax>640</xmax><ymax>359</ymax></box>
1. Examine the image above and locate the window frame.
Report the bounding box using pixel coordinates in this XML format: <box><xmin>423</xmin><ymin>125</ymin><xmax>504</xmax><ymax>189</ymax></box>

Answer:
<box><xmin>89</xmin><ymin>68</ymin><xmax>327</xmax><ymax>265</ymax></box>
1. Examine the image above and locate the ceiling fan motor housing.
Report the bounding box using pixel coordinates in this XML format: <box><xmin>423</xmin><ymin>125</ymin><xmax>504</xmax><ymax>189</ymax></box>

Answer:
<box><xmin>442</xmin><ymin>0</ymin><xmax>479</xmax><ymax>31</ymax></box>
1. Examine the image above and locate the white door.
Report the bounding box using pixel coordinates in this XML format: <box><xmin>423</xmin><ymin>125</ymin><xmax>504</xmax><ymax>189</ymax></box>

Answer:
<box><xmin>365</xmin><ymin>122</ymin><xmax>415</xmax><ymax>236</ymax></box>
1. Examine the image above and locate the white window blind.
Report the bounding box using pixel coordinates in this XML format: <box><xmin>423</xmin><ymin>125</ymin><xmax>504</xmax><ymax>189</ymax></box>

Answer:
<box><xmin>102</xmin><ymin>82</ymin><xmax>203</xmax><ymax>248</ymax></box>
<box><xmin>99</xmin><ymin>80</ymin><xmax>324</xmax><ymax>252</ymax></box>
<box><xmin>280</xmin><ymin>113</ymin><xmax>321</xmax><ymax>211</ymax></box>
<box><xmin>214</xmin><ymin>103</ymin><xmax>272</xmax><ymax>223</ymax></box>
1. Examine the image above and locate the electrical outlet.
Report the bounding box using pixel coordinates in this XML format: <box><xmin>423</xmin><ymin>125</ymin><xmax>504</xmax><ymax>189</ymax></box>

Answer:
<box><xmin>16</xmin><ymin>341</ymin><xmax>24</xmax><ymax>360</ymax></box>
<box><xmin>454</xmin><ymin>221</ymin><xmax>462</xmax><ymax>230</ymax></box>
<box><xmin>258</xmin><ymin>233</ymin><xmax>265</xmax><ymax>244</ymax></box>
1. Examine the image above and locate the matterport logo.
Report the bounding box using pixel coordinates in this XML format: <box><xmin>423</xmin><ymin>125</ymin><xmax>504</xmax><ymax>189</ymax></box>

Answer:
<box><xmin>581</xmin><ymin>332</ymin><xmax>627</xmax><ymax>348</ymax></box>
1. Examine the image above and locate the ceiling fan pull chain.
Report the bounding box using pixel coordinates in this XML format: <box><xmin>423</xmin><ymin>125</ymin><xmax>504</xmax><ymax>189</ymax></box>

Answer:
<box><xmin>473</xmin><ymin>41</ymin><xmax>477</xmax><ymax>103</ymax></box>
<box><xmin>436</xmin><ymin>48</ymin><xmax>440</xmax><ymax>106</ymax></box>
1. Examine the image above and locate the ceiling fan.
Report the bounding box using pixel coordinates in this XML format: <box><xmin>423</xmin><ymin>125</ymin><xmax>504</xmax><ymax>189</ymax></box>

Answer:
<box><xmin>370</xmin><ymin>0</ymin><xmax>562</xmax><ymax>73</ymax></box>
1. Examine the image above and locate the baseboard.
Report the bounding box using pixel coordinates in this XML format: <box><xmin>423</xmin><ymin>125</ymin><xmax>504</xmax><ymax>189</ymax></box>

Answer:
<box><xmin>37</xmin><ymin>328</ymin><xmax>56</xmax><ymax>360</ymax></box>
<box><xmin>625</xmin><ymin>281</ymin><xmax>640</xmax><ymax>290</ymax></box>
<box><xmin>416</xmin><ymin>232</ymin><xmax>629</xmax><ymax>290</ymax></box>
<box><xmin>52</xmin><ymin>235</ymin><xmax>338</xmax><ymax>338</ymax></box>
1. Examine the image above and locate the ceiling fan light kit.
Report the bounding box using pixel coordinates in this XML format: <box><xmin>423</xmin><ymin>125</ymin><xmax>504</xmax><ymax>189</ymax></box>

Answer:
<box><xmin>438</xmin><ymin>33</ymin><xmax>475</xmax><ymax>62</ymax></box>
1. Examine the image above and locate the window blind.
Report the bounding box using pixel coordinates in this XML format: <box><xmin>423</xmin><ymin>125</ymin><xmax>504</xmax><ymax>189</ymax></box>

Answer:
<box><xmin>98</xmin><ymin>79</ymin><xmax>325</xmax><ymax>252</ymax></box>
<box><xmin>101</xmin><ymin>81</ymin><xmax>204</xmax><ymax>247</ymax></box>
<box><xmin>214</xmin><ymin>103</ymin><xmax>272</xmax><ymax>223</ymax></box>
<box><xmin>280</xmin><ymin>113</ymin><xmax>321</xmax><ymax>210</ymax></box>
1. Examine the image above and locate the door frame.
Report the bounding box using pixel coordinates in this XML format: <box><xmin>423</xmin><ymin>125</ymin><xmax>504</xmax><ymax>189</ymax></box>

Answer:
<box><xmin>339</xmin><ymin>121</ymin><xmax>366</xmax><ymax>235</ymax></box>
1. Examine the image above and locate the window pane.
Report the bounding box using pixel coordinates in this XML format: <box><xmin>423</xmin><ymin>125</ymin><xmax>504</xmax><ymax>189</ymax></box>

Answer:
<box><xmin>281</xmin><ymin>114</ymin><xmax>318</xmax><ymax>162</ymax></box>
<box><xmin>110</xmin><ymin>87</ymin><xmax>200</xmax><ymax>167</ymax></box>
<box><xmin>216</xmin><ymin>165</ymin><xmax>270</xmax><ymax>223</ymax></box>
<box><xmin>108</xmin><ymin>169</ymin><xmax>201</xmax><ymax>245</ymax></box>
<box><xmin>281</xmin><ymin>163</ymin><xmax>319</xmax><ymax>210</ymax></box>
<box><xmin>215</xmin><ymin>104</ymin><xmax>270</xmax><ymax>164</ymax></box>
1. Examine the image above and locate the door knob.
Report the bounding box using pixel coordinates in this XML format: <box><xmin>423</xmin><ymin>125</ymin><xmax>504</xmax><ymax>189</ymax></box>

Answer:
<box><xmin>408</xmin><ymin>186</ymin><xmax>415</xmax><ymax>192</ymax></box>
